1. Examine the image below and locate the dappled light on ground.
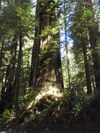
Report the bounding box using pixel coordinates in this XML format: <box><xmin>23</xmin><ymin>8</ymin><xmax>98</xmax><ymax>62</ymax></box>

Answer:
<box><xmin>35</xmin><ymin>86</ymin><xmax>62</xmax><ymax>101</ymax></box>
<box><xmin>27</xmin><ymin>86</ymin><xmax>62</xmax><ymax>110</ymax></box>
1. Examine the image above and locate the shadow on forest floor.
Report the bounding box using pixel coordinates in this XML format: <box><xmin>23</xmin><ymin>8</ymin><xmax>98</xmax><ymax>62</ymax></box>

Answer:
<box><xmin>0</xmin><ymin>118</ymin><xmax>100</xmax><ymax>133</ymax></box>
<box><xmin>1</xmin><ymin>94</ymin><xmax>100</xmax><ymax>133</ymax></box>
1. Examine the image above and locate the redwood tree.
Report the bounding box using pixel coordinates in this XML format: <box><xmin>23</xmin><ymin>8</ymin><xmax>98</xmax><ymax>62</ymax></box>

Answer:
<box><xmin>29</xmin><ymin>0</ymin><xmax>63</xmax><ymax>90</ymax></box>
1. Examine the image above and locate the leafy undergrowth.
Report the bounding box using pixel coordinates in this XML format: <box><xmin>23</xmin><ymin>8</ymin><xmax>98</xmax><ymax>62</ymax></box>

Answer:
<box><xmin>1</xmin><ymin>90</ymin><xmax>100</xmax><ymax>133</ymax></box>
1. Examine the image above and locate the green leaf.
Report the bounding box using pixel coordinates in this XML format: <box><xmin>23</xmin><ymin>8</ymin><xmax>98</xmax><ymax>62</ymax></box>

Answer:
<box><xmin>83</xmin><ymin>9</ymin><xmax>93</xmax><ymax>19</ymax></box>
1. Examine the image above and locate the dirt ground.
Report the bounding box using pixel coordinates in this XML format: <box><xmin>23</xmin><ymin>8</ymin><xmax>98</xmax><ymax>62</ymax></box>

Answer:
<box><xmin>1</xmin><ymin>117</ymin><xmax>100</xmax><ymax>133</ymax></box>
<box><xmin>2</xmin><ymin>121</ymin><xmax>100</xmax><ymax>133</ymax></box>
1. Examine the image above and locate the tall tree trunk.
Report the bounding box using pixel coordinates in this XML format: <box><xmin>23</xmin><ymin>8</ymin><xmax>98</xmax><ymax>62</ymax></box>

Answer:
<box><xmin>14</xmin><ymin>33</ymin><xmax>23</xmax><ymax>116</ymax></box>
<box><xmin>0</xmin><ymin>35</ymin><xmax>18</xmax><ymax>113</ymax></box>
<box><xmin>64</xmin><ymin>0</ymin><xmax>71</xmax><ymax>89</ymax></box>
<box><xmin>0</xmin><ymin>1</ymin><xmax>1</xmax><ymax>9</ymax></box>
<box><xmin>0</xmin><ymin>38</ymin><xmax>4</xmax><ymax>70</ymax></box>
<box><xmin>0</xmin><ymin>38</ymin><xmax>5</xmax><ymax>88</ymax></box>
<box><xmin>29</xmin><ymin>0</ymin><xmax>63</xmax><ymax>90</ymax></box>
<box><xmin>82</xmin><ymin>42</ymin><xmax>92</xmax><ymax>94</ymax></box>
<box><xmin>89</xmin><ymin>28</ymin><xmax>100</xmax><ymax>92</ymax></box>
<box><xmin>86</xmin><ymin>0</ymin><xmax>100</xmax><ymax>93</ymax></box>
<box><xmin>29</xmin><ymin>0</ymin><xmax>41</xmax><ymax>87</ymax></box>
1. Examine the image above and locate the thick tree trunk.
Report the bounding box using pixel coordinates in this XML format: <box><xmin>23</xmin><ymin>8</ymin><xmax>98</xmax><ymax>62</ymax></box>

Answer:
<box><xmin>86</xmin><ymin>0</ymin><xmax>100</xmax><ymax>93</ymax></box>
<box><xmin>29</xmin><ymin>0</ymin><xmax>63</xmax><ymax>90</ymax></box>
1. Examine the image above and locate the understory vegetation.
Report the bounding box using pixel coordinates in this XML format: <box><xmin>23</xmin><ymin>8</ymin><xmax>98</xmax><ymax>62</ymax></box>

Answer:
<box><xmin>0</xmin><ymin>0</ymin><xmax>100</xmax><ymax>133</ymax></box>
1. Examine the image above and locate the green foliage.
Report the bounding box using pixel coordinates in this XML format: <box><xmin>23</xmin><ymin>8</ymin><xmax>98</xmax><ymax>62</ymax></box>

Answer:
<box><xmin>2</xmin><ymin>109</ymin><xmax>15</xmax><ymax>119</ymax></box>
<box><xmin>41</xmin><ymin>22</ymin><xmax>62</xmax><ymax>37</ymax></box>
<box><xmin>83</xmin><ymin>9</ymin><xmax>93</xmax><ymax>19</ymax></box>
<box><xmin>19</xmin><ymin>87</ymin><xmax>38</xmax><ymax>109</ymax></box>
<box><xmin>1</xmin><ymin>1</ymin><xmax>34</xmax><ymax>36</ymax></box>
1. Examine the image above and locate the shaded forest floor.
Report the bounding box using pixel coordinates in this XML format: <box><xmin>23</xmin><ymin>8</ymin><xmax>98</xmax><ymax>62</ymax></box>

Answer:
<box><xmin>0</xmin><ymin>117</ymin><xmax>100</xmax><ymax>133</ymax></box>
<box><xmin>0</xmin><ymin>92</ymin><xmax>100</xmax><ymax>133</ymax></box>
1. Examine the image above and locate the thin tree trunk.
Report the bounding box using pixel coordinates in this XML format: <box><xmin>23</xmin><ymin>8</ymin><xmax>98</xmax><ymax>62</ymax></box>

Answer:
<box><xmin>64</xmin><ymin>0</ymin><xmax>71</xmax><ymax>89</ymax></box>
<box><xmin>89</xmin><ymin>28</ymin><xmax>100</xmax><ymax>92</ymax></box>
<box><xmin>0</xmin><ymin>35</ymin><xmax>18</xmax><ymax>113</ymax></box>
<box><xmin>0</xmin><ymin>1</ymin><xmax>1</xmax><ymax>9</ymax></box>
<box><xmin>29</xmin><ymin>0</ymin><xmax>41</xmax><ymax>88</ymax></box>
<box><xmin>0</xmin><ymin>38</ymin><xmax>5</xmax><ymax>90</ymax></box>
<box><xmin>14</xmin><ymin>33</ymin><xmax>23</xmax><ymax>116</ymax></box>
<box><xmin>82</xmin><ymin>43</ymin><xmax>92</xmax><ymax>94</ymax></box>
<box><xmin>0</xmin><ymin>38</ymin><xmax>4</xmax><ymax>70</ymax></box>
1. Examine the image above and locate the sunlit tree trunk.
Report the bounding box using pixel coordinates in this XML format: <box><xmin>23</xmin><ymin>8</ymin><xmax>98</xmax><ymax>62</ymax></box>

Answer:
<box><xmin>30</xmin><ymin>0</ymin><xmax>63</xmax><ymax>90</ymax></box>
<box><xmin>64</xmin><ymin>0</ymin><xmax>71</xmax><ymax>89</ymax></box>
